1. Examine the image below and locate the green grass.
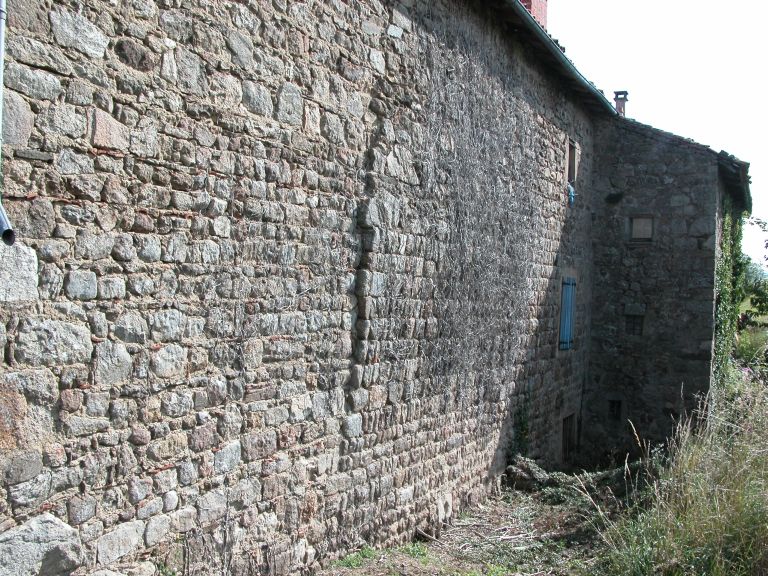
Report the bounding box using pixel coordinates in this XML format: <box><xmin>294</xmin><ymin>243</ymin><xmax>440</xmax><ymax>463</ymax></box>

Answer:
<box><xmin>400</xmin><ymin>541</ymin><xmax>429</xmax><ymax>562</ymax></box>
<box><xmin>735</xmin><ymin>326</ymin><xmax>768</xmax><ymax>365</ymax></box>
<box><xmin>592</xmin><ymin>362</ymin><xmax>768</xmax><ymax>575</ymax></box>
<box><xmin>333</xmin><ymin>546</ymin><xmax>377</xmax><ymax>568</ymax></box>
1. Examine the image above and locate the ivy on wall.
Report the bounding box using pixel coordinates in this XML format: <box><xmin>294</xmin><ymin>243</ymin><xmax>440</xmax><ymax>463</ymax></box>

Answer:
<box><xmin>714</xmin><ymin>196</ymin><xmax>748</xmax><ymax>384</ymax></box>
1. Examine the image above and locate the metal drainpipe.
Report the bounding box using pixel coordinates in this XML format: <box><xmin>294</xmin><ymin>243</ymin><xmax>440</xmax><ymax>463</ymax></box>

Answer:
<box><xmin>0</xmin><ymin>0</ymin><xmax>15</xmax><ymax>246</ymax></box>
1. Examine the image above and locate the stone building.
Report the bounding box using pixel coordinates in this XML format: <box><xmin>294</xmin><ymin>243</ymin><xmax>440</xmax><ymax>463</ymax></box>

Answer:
<box><xmin>0</xmin><ymin>0</ymin><xmax>750</xmax><ymax>574</ymax></box>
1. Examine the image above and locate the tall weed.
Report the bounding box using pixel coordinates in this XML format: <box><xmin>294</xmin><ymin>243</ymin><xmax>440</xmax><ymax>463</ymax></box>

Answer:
<box><xmin>593</xmin><ymin>363</ymin><xmax>768</xmax><ymax>575</ymax></box>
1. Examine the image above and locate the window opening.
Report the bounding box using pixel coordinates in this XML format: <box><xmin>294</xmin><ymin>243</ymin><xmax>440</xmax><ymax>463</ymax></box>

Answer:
<box><xmin>625</xmin><ymin>314</ymin><xmax>644</xmax><ymax>336</ymax></box>
<box><xmin>559</xmin><ymin>277</ymin><xmax>576</xmax><ymax>350</ymax></box>
<box><xmin>609</xmin><ymin>400</ymin><xmax>622</xmax><ymax>422</ymax></box>
<box><xmin>566</xmin><ymin>140</ymin><xmax>577</xmax><ymax>206</ymax></box>
<box><xmin>562</xmin><ymin>414</ymin><xmax>576</xmax><ymax>462</ymax></box>
<box><xmin>630</xmin><ymin>217</ymin><xmax>654</xmax><ymax>241</ymax></box>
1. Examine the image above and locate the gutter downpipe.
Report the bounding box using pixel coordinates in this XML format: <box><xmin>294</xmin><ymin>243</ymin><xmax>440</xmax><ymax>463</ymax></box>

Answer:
<box><xmin>0</xmin><ymin>0</ymin><xmax>15</xmax><ymax>246</ymax></box>
<box><xmin>508</xmin><ymin>0</ymin><xmax>617</xmax><ymax>116</ymax></box>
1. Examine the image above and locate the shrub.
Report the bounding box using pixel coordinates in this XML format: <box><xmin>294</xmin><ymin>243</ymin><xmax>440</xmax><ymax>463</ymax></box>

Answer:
<box><xmin>734</xmin><ymin>326</ymin><xmax>768</xmax><ymax>366</ymax></box>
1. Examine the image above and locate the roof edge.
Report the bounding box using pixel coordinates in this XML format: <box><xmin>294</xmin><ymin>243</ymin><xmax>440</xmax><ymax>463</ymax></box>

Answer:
<box><xmin>502</xmin><ymin>0</ymin><xmax>617</xmax><ymax>116</ymax></box>
<box><xmin>718</xmin><ymin>151</ymin><xmax>752</xmax><ymax>214</ymax></box>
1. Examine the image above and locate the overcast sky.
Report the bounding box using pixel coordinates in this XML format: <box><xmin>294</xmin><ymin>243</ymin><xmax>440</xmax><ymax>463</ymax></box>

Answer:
<box><xmin>547</xmin><ymin>0</ymin><xmax>767</xmax><ymax>263</ymax></box>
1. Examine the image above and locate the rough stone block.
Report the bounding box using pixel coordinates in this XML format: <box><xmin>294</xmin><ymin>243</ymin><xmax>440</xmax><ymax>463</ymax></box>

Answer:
<box><xmin>7</xmin><ymin>35</ymin><xmax>74</xmax><ymax>75</ymax></box>
<box><xmin>150</xmin><ymin>344</ymin><xmax>187</xmax><ymax>379</ymax></box>
<box><xmin>115</xmin><ymin>311</ymin><xmax>149</xmax><ymax>344</ymax></box>
<box><xmin>176</xmin><ymin>47</ymin><xmax>208</xmax><ymax>95</ymax></box>
<box><xmin>94</xmin><ymin>341</ymin><xmax>133</xmax><ymax>388</ymax></box>
<box><xmin>75</xmin><ymin>229</ymin><xmax>114</xmax><ymax>260</ymax></box>
<box><xmin>144</xmin><ymin>514</ymin><xmax>171</xmax><ymax>546</ymax></box>
<box><xmin>242</xmin><ymin>430</ymin><xmax>277</xmax><ymax>462</ymax></box>
<box><xmin>0</xmin><ymin>513</ymin><xmax>84</xmax><ymax>575</ymax></box>
<box><xmin>65</xmin><ymin>270</ymin><xmax>97</xmax><ymax>300</ymax></box>
<box><xmin>4</xmin><ymin>62</ymin><xmax>61</xmax><ymax>100</ymax></box>
<box><xmin>127</xmin><ymin>477</ymin><xmax>153</xmax><ymax>504</ymax></box>
<box><xmin>114</xmin><ymin>38</ymin><xmax>156</xmax><ymax>71</ymax></box>
<box><xmin>349</xmin><ymin>388</ymin><xmax>369</xmax><ymax>411</ymax></box>
<box><xmin>170</xmin><ymin>507</ymin><xmax>196</xmax><ymax>533</ymax></box>
<box><xmin>62</xmin><ymin>415</ymin><xmax>110</xmax><ymax>437</ymax></box>
<box><xmin>2</xmin><ymin>368</ymin><xmax>58</xmax><ymax>406</ymax></box>
<box><xmin>227</xmin><ymin>29</ymin><xmax>254</xmax><ymax>68</ymax></box>
<box><xmin>146</xmin><ymin>432</ymin><xmax>187</xmax><ymax>461</ymax></box>
<box><xmin>98</xmin><ymin>276</ymin><xmax>126</xmax><ymax>299</ymax></box>
<box><xmin>151</xmin><ymin>309</ymin><xmax>186</xmax><ymax>342</ymax></box>
<box><xmin>264</xmin><ymin>406</ymin><xmax>289</xmax><ymax>426</ymax></box>
<box><xmin>369</xmin><ymin>48</ymin><xmax>386</xmax><ymax>74</ymax></box>
<box><xmin>3</xmin><ymin>89</ymin><xmax>34</xmax><ymax>147</ymax></box>
<box><xmin>96</xmin><ymin>520</ymin><xmax>144</xmax><ymax>566</ymax></box>
<box><xmin>50</xmin><ymin>8</ymin><xmax>109</xmax><ymax>58</ymax></box>
<box><xmin>242</xmin><ymin>80</ymin><xmax>273</xmax><ymax>118</ymax></box>
<box><xmin>85</xmin><ymin>392</ymin><xmax>110</xmax><ymax>417</ymax></box>
<box><xmin>196</xmin><ymin>489</ymin><xmax>226</xmax><ymax>524</ymax></box>
<box><xmin>177</xmin><ymin>460</ymin><xmax>198</xmax><ymax>486</ymax></box>
<box><xmin>37</xmin><ymin>103</ymin><xmax>87</xmax><ymax>138</ymax></box>
<box><xmin>90</xmin><ymin>109</ymin><xmax>130</xmax><ymax>151</ymax></box>
<box><xmin>242</xmin><ymin>338</ymin><xmax>263</xmax><ymax>370</ymax></box>
<box><xmin>136</xmin><ymin>496</ymin><xmax>163</xmax><ymax>520</ymax></box>
<box><xmin>214</xmin><ymin>440</ymin><xmax>241</xmax><ymax>474</ymax></box>
<box><xmin>391</xmin><ymin>7</ymin><xmax>413</xmax><ymax>31</ymax></box>
<box><xmin>230</xmin><ymin>477</ymin><xmax>261</xmax><ymax>508</ymax></box>
<box><xmin>68</xmin><ymin>494</ymin><xmax>97</xmax><ymax>525</ymax></box>
<box><xmin>276</xmin><ymin>82</ymin><xmax>303</xmax><ymax>125</ymax></box>
<box><xmin>161</xmin><ymin>391</ymin><xmax>194</xmax><ymax>418</ymax></box>
<box><xmin>0</xmin><ymin>243</ymin><xmax>39</xmax><ymax>302</ymax></box>
<box><xmin>3</xmin><ymin>449</ymin><xmax>43</xmax><ymax>485</ymax></box>
<box><xmin>160</xmin><ymin>51</ymin><xmax>178</xmax><ymax>83</ymax></box>
<box><xmin>163</xmin><ymin>490</ymin><xmax>179</xmax><ymax>512</ymax></box>
<box><xmin>15</xmin><ymin>319</ymin><xmax>93</xmax><ymax>366</ymax></box>
<box><xmin>130</xmin><ymin>118</ymin><xmax>159</xmax><ymax>157</ymax></box>
<box><xmin>9</xmin><ymin>471</ymin><xmax>52</xmax><ymax>508</ymax></box>
<box><xmin>57</xmin><ymin>148</ymin><xmax>95</xmax><ymax>175</ymax></box>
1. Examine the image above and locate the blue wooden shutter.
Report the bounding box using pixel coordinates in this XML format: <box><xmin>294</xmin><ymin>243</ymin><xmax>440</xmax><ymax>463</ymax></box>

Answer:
<box><xmin>559</xmin><ymin>277</ymin><xmax>576</xmax><ymax>350</ymax></box>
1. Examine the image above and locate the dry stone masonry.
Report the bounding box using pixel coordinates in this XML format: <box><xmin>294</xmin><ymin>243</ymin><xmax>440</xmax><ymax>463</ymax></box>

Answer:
<box><xmin>0</xmin><ymin>0</ymin><xmax>749</xmax><ymax>574</ymax></box>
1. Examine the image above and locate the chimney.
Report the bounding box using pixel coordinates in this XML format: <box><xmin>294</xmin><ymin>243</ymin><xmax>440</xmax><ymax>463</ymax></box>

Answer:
<box><xmin>614</xmin><ymin>91</ymin><xmax>629</xmax><ymax>117</ymax></box>
<box><xmin>521</xmin><ymin>0</ymin><xmax>548</xmax><ymax>28</ymax></box>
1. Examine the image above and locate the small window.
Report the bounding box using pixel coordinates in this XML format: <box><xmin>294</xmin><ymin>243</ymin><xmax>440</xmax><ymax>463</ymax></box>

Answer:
<box><xmin>559</xmin><ymin>277</ymin><xmax>576</xmax><ymax>350</ymax></box>
<box><xmin>625</xmin><ymin>314</ymin><xmax>644</xmax><ymax>336</ymax></box>
<box><xmin>567</xmin><ymin>140</ymin><xmax>577</xmax><ymax>184</ymax></box>
<box><xmin>562</xmin><ymin>414</ymin><xmax>576</xmax><ymax>462</ymax></box>
<box><xmin>566</xmin><ymin>140</ymin><xmax>578</xmax><ymax>206</ymax></box>
<box><xmin>630</xmin><ymin>217</ymin><xmax>654</xmax><ymax>241</ymax></box>
<box><xmin>609</xmin><ymin>400</ymin><xmax>622</xmax><ymax>422</ymax></box>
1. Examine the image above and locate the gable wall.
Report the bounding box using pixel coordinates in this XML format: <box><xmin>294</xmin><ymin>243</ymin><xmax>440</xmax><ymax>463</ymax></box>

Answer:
<box><xmin>585</xmin><ymin>118</ymin><xmax>721</xmax><ymax>462</ymax></box>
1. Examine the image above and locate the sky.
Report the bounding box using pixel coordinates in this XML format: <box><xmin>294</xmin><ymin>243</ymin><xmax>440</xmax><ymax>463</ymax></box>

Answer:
<box><xmin>547</xmin><ymin>0</ymin><xmax>767</xmax><ymax>263</ymax></box>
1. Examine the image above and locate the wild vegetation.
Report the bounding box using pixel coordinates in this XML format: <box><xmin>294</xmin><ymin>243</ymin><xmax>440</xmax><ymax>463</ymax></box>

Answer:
<box><xmin>592</xmin><ymin>361</ymin><xmax>768</xmax><ymax>576</ymax></box>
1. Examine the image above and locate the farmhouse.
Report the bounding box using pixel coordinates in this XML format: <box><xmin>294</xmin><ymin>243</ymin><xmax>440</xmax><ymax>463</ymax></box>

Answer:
<box><xmin>0</xmin><ymin>0</ymin><xmax>749</xmax><ymax>573</ymax></box>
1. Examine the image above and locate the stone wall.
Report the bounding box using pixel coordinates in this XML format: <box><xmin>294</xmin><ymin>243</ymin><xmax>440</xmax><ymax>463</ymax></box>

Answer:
<box><xmin>0</xmin><ymin>0</ymin><xmax>597</xmax><ymax>573</ymax></box>
<box><xmin>584</xmin><ymin>118</ymin><xmax>722</xmax><ymax>462</ymax></box>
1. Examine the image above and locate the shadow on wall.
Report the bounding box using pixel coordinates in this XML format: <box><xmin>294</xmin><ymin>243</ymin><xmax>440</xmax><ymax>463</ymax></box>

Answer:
<box><xmin>346</xmin><ymin>1</ymin><xmax>598</xmax><ymax>543</ymax></box>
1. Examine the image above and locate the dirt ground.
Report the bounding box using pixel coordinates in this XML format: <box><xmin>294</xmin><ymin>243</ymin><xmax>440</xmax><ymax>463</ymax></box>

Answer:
<box><xmin>316</xmin><ymin>485</ymin><xmax>604</xmax><ymax>576</ymax></box>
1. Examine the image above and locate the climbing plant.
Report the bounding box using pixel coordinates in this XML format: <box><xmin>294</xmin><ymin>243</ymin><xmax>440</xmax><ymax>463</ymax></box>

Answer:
<box><xmin>714</xmin><ymin>197</ymin><xmax>749</xmax><ymax>385</ymax></box>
